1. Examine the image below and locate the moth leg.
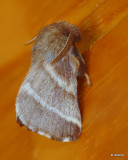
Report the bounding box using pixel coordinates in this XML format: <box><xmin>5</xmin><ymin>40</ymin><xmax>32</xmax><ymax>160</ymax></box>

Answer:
<box><xmin>72</xmin><ymin>46</ymin><xmax>91</xmax><ymax>86</ymax></box>
<box><xmin>78</xmin><ymin>60</ymin><xmax>91</xmax><ymax>86</ymax></box>
<box><xmin>84</xmin><ymin>73</ymin><xmax>91</xmax><ymax>86</ymax></box>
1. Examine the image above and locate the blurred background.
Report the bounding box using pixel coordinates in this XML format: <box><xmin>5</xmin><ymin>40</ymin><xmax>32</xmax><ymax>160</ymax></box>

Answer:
<box><xmin>0</xmin><ymin>0</ymin><xmax>128</xmax><ymax>160</ymax></box>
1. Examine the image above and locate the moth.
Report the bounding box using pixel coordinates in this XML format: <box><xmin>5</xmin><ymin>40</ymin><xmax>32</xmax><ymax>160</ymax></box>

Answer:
<box><xmin>16</xmin><ymin>21</ymin><xmax>90</xmax><ymax>142</ymax></box>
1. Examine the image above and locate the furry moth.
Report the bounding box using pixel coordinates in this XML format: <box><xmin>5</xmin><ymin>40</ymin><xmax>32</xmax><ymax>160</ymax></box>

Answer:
<box><xmin>16</xmin><ymin>21</ymin><xmax>90</xmax><ymax>142</ymax></box>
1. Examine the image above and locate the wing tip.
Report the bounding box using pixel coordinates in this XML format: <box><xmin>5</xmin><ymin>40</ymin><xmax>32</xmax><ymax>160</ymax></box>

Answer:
<box><xmin>16</xmin><ymin>116</ymin><xmax>24</xmax><ymax>127</ymax></box>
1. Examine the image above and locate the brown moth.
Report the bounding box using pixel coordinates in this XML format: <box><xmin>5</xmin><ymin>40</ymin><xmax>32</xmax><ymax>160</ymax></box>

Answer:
<box><xmin>16</xmin><ymin>21</ymin><xmax>90</xmax><ymax>142</ymax></box>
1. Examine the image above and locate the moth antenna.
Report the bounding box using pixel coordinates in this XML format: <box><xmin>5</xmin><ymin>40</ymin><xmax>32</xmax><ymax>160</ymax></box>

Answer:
<box><xmin>50</xmin><ymin>33</ymin><xmax>74</xmax><ymax>65</ymax></box>
<box><xmin>24</xmin><ymin>35</ymin><xmax>38</xmax><ymax>46</ymax></box>
<box><xmin>84</xmin><ymin>73</ymin><xmax>91</xmax><ymax>86</ymax></box>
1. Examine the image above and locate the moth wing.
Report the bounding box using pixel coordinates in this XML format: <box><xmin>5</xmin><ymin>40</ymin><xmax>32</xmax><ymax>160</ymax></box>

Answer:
<box><xmin>16</xmin><ymin>50</ymin><xmax>81</xmax><ymax>142</ymax></box>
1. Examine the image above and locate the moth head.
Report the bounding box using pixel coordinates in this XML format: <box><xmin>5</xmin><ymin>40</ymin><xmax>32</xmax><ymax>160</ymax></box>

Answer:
<box><xmin>54</xmin><ymin>20</ymin><xmax>81</xmax><ymax>42</ymax></box>
<box><xmin>32</xmin><ymin>21</ymin><xmax>81</xmax><ymax>64</ymax></box>
<box><xmin>35</xmin><ymin>20</ymin><xmax>81</xmax><ymax>43</ymax></box>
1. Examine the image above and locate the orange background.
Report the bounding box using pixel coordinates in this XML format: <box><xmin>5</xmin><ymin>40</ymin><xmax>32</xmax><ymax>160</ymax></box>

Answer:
<box><xmin>0</xmin><ymin>0</ymin><xmax>128</xmax><ymax>160</ymax></box>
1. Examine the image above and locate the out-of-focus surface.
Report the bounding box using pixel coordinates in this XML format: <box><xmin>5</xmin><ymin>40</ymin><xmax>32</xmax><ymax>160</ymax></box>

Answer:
<box><xmin>0</xmin><ymin>0</ymin><xmax>128</xmax><ymax>159</ymax></box>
